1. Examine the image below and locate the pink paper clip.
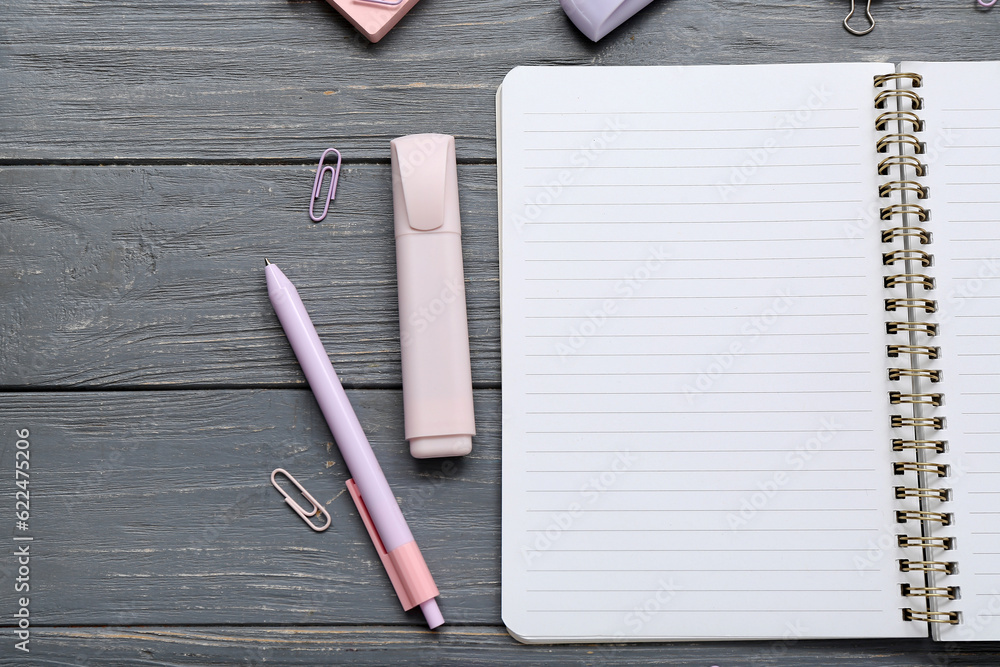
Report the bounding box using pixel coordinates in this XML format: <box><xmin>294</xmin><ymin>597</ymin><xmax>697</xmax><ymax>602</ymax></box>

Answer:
<box><xmin>309</xmin><ymin>148</ymin><xmax>342</xmax><ymax>222</ymax></box>
<box><xmin>360</xmin><ymin>0</ymin><xmax>403</xmax><ymax>5</ymax></box>
<box><xmin>270</xmin><ymin>468</ymin><xmax>332</xmax><ymax>532</ymax></box>
<box><xmin>979</xmin><ymin>0</ymin><xmax>996</xmax><ymax>8</ymax></box>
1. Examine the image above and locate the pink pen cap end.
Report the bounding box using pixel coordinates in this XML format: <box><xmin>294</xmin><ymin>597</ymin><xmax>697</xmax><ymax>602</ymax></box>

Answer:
<box><xmin>420</xmin><ymin>598</ymin><xmax>444</xmax><ymax>629</ymax></box>
<box><xmin>409</xmin><ymin>434</ymin><xmax>472</xmax><ymax>459</ymax></box>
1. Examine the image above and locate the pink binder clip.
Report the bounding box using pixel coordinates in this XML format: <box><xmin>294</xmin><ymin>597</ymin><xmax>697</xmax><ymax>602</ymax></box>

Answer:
<box><xmin>309</xmin><ymin>148</ymin><xmax>342</xmax><ymax>223</ymax></box>
<box><xmin>324</xmin><ymin>0</ymin><xmax>421</xmax><ymax>43</ymax></box>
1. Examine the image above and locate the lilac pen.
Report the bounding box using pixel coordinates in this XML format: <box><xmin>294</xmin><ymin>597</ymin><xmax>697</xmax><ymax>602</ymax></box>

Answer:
<box><xmin>264</xmin><ymin>259</ymin><xmax>444</xmax><ymax>629</ymax></box>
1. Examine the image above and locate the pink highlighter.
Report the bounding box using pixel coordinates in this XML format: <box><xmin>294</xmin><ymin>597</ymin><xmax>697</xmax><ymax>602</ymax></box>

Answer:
<box><xmin>325</xmin><ymin>0</ymin><xmax>421</xmax><ymax>43</ymax></box>
<box><xmin>390</xmin><ymin>134</ymin><xmax>476</xmax><ymax>459</ymax></box>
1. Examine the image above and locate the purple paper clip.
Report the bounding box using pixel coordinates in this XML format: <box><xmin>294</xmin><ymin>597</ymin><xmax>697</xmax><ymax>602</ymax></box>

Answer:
<box><xmin>309</xmin><ymin>148</ymin><xmax>342</xmax><ymax>223</ymax></box>
<box><xmin>979</xmin><ymin>0</ymin><xmax>996</xmax><ymax>8</ymax></box>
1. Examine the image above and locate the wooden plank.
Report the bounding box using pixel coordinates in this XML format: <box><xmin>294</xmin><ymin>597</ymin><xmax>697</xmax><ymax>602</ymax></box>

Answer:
<box><xmin>3</xmin><ymin>0</ymin><xmax>997</xmax><ymax>161</ymax></box>
<box><xmin>0</xmin><ymin>164</ymin><xmax>499</xmax><ymax>388</ymax></box>
<box><xmin>0</xmin><ymin>389</ymin><xmax>499</xmax><ymax>626</ymax></box>
<box><xmin>4</xmin><ymin>626</ymin><xmax>983</xmax><ymax>666</ymax></box>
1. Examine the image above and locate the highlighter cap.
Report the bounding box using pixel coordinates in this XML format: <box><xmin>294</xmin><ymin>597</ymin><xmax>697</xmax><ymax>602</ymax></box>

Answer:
<box><xmin>390</xmin><ymin>134</ymin><xmax>462</xmax><ymax>238</ymax></box>
<box><xmin>560</xmin><ymin>0</ymin><xmax>656</xmax><ymax>41</ymax></box>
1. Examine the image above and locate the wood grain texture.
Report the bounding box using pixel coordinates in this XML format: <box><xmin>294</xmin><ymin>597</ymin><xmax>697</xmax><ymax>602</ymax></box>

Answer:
<box><xmin>3</xmin><ymin>0</ymin><xmax>999</xmax><ymax>161</ymax></box>
<box><xmin>3</xmin><ymin>0</ymin><xmax>1000</xmax><ymax>662</ymax></box>
<box><xmin>0</xmin><ymin>389</ymin><xmax>499</xmax><ymax>626</ymax></box>
<box><xmin>5</xmin><ymin>627</ymin><xmax>996</xmax><ymax>666</ymax></box>
<box><xmin>0</xmin><ymin>165</ymin><xmax>499</xmax><ymax>388</ymax></box>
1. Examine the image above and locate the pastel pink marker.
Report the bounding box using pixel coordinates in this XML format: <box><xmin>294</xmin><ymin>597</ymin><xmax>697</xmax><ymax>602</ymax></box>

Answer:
<box><xmin>390</xmin><ymin>134</ymin><xmax>476</xmax><ymax>459</ymax></box>
<box><xmin>265</xmin><ymin>260</ymin><xmax>444</xmax><ymax>628</ymax></box>
<box><xmin>325</xmin><ymin>0</ymin><xmax>421</xmax><ymax>43</ymax></box>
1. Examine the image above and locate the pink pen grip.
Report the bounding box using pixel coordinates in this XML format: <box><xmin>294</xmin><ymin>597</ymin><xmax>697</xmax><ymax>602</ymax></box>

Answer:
<box><xmin>347</xmin><ymin>479</ymin><xmax>440</xmax><ymax>612</ymax></box>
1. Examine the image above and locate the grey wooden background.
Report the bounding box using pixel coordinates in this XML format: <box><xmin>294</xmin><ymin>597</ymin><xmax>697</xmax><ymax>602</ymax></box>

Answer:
<box><xmin>2</xmin><ymin>0</ymin><xmax>1000</xmax><ymax>664</ymax></box>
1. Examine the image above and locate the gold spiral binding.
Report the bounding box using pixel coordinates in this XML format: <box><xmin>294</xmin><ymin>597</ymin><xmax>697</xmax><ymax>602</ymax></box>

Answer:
<box><xmin>886</xmin><ymin>321</ymin><xmax>937</xmax><ymax>335</ymax></box>
<box><xmin>874</xmin><ymin>72</ymin><xmax>923</xmax><ymax>88</ymax></box>
<box><xmin>875</xmin><ymin>71</ymin><xmax>955</xmax><ymax>630</ymax></box>
<box><xmin>889</xmin><ymin>367</ymin><xmax>941</xmax><ymax>382</ymax></box>
<box><xmin>894</xmin><ymin>461</ymin><xmax>949</xmax><ymax>477</ymax></box>
<box><xmin>901</xmin><ymin>584</ymin><xmax>959</xmax><ymax>599</ymax></box>
<box><xmin>886</xmin><ymin>344</ymin><xmax>939</xmax><ymax>358</ymax></box>
<box><xmin>876</xmin><ymin>133</ymin><xmax>925</xmax><ymax>154</ymax></box>
<box><xmin>875</xmin><ymin>110</ymin><xmax>923</xmax><ymax>132</ymax></box>
<box><xmin>879</xmin><ymin>180</ymin><xmax>929</xmax><ymax>199</ymax></box>
<box><xmin>903</xmin><ymin>609</ymin><xmax>960</xmax><ymax>624</ymax></box>
<box><xmin>885</xmin><ymin>297</ymin><xmax>936</xmax><ymax>312</ymax></box>
<box><xmin>892</xmin><ymin>439</ymin><xmax>947</xmax><ymax>453</ymax></box>
<box><xmin>883</xmin><ymin>249</ymin><xmax>932</xmax><ymax>266</ymax></box>
<box><xmin>884</xmin><ymin>275</ymin><xmax>935</xmax><ymax>290</ymax></box>
<box><xmin>895</xmin><ymin>486</ymin><xmax>951</xmax><ymax>501</ymax></box>
<box><xmin>890</xmin><ymin>392</ymin><xmax>943</xmax><ymax>406</ymax></box>
<box><xmin>878</xmin><ymin>155</ymin><xmax>927</xmax><ymax>177</ymax></box>
<box><xmin>898</xmin><ymin>534</ymin><xmax>953</xmax><ymax>549</ymax></box>
<box><xmin>875</xmin><ymin>89</ymin><xmax>923</xmax><ymax>110</ymax></box>
<box><xmin>899</xmin><ymin>559</ymin><xmax>957</xmax><ymax>574</ymax></box>
<box><xmin>880</xmin><ymin>202</ymin><xmax>929</xmax><ymax>221</ymax></box>
<box><xmin>891</xmin><ymin>415</ymin><xmax>945</xmax><ymax>429</ymax></box>
<box><xmin>882</xmin><ymin>226</ymin><xmax>931</xmax><ymax>244</ymax></box>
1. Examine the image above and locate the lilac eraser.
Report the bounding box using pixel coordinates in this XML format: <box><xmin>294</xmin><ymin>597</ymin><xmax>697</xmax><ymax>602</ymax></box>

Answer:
<box><xmin>559</xmin><ymin>0</ymin><xmax>656</xmax><ymax>41</ymax></box>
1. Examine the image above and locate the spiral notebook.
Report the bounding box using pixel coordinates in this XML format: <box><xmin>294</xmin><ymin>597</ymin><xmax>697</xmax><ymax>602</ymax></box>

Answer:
<box><xmin>497</xmin><ymin>62</ymin><xmax>1000</xmax><ymax>643</ymax></box>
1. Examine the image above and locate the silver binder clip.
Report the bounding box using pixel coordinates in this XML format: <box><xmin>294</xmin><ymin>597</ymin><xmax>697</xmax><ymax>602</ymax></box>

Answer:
<box><xmin>270</xmin><ymin>468</ymin><xmax>332</xmax><ymax>532</ymax></box>
<box><xmin>844</xmin><ymin>0</ymin><xmax>875</xmax><ymax>35</ymax></box>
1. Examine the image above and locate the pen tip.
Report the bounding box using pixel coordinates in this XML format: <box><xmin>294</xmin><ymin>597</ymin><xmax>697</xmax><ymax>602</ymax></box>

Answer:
<box><xmin>264</xmin><ymin>258</ymin><xmax>272</xmax><ymax>266</ymax></box>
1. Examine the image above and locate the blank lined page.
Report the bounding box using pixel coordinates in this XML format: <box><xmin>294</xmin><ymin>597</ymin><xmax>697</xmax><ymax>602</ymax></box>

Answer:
<box><xmin>907</xmin><ymin>60</ymin><xmax>1000</xmax><ymax>642</ymax></box>
<box><xmin>499</xmin><ymin>64</ymin><xmax>921</xmax><ymax>642</ymax></box>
